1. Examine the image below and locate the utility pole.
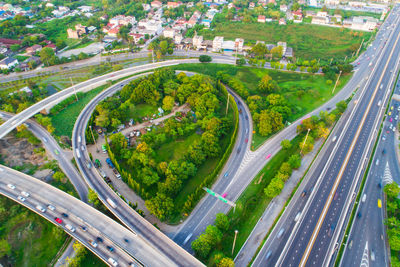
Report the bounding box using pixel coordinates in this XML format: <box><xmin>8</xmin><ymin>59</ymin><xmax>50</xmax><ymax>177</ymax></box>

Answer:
<box><xmin>89</xmin><ymin>125</ymin><xmax>99</xmax><ymax>152</ymax></box>
<box><xmin>226</xmin><ymin>92</ymin><xmax>230</xmax><ymax>115</ymax></box>
<box><xmin>152</xmin><ymin>50</ymin><xmax>155</xmax><ymax>63</ymax></box>
<box><xmin>332</xmin><ymin>70</ymin><xmax>343</xmax><ymax>95</ymax></box>
<box><xmin>356</xmin><ymin>38</ymin><xmax>364</xmax><ymax>57</ymax></box>
<box><xmin>232</xmin><ymin>230</ymin><xmax>239</xmax><ymax>255</ymax></box>
<box><xmin>300</xmin><ymin>128</ymin><xmax>311</xmax><ymax>155</ymax></box>
<box><xmin>70</xmin><ymin>77</ymin><xmax>78</xmax><ymax>101</ymax></box>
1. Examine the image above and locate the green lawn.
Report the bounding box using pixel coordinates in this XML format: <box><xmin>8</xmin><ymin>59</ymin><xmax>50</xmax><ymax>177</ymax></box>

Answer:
<box><xmin>156</xmin><ymin>133</ymin><xmax>202</xmax><ymax>162</ymax></box>
<box><xmin>80</xmin><ymin>250</ymin><xmax>107</xmax><ymax>267</ymax></box>
<box><xmin>0</xmin><ymin>196</ymin><xmax>67</xmax><ymax>266</ymax></box>
<box><xmin>213</xmin><ymin>135</ymin><xmax>302</xmax><ymax>260</ymax></box>
<box><xmin>173</xmin><ymin>63</ymin><xmax>352</xmax><ymax>149</ymax></box>
<box><xmin>50</xmin><ymin>85</ymin><xmax>106</xmax><ymax>138</ymax></box>
<box><xmin>67</xmin><ymin>40</ymin><xmax>95</xmax><ymax>51</ymax></box>
<box><xmin>197</xmin><ymin>22</ymin><xmax>372</xmax><ymax>61</ymax></box>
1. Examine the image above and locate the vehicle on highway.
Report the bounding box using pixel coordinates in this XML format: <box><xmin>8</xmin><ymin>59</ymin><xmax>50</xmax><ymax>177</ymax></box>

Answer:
<box><xmin>61</xmin><ymin>213</ymin><xmax>69</xmax><ymax>218</ymax></box>
<box><xmin>81</xmin><ymin>226</ymin><xmax>87</xmax><ymax>232</ymax></box>
<box><xmin>86</xmin><ymin>160</ymin><xmax>92</xmax><ymax>169</ymax></box>
<box><xmin>332</xmin><ymin>136</ymin><xmax>337</xmax><ymax>142</ymax></box>
<box><xmin>390</xmin><ymin>117</ymin><xmax>393</xmax><ymax>122</ymax></box>
<box><xmin>245</xmin><ymin>138</ymin><xmax>248</xmax><ymax>143</ymax></box>
<box><xmin>7</xmin><ymin>184</ymin><xmax>16</xmax><ymax>190</ymax></box>
<box><xmin>375</xmin><ymin>159</ymin><xmax>379</xmax><ymax>166</ymax></box>
<box><xmin>277</xmin><ymin>228</ymin><xmax>285</xmax><ymax>238</ymax></box>
<box><xmin>294</xmin><ymin>212</ymin><xmax>302</xmax><ymax>222</ymax></box>
<box><xmin>221</xmin><ymin>193</ymin><xmax>227</xmax><ymax>198</ymax></box>
<box><xmin>237</xmin><ymin>147</ymin><xmax>241</xmax><ymax>154</ymax></box>
<box><xmin>107</xmin><ymin>245</ymin><xmax>115</xmax><ymax>252</ymax></box>
<box><xmin>108</xmin><ymin>258</ymin><xmax>118</xmax><ymax>266</ymax></box>
<box><xmin>124</xmin><ymin>238</ymin><xmax>129</xmax><ymax>243</ymax></box>
<box><xmin>65</xmin><ymin>224</ymin><xmax>76</xmax><ymax>232</ymax></box>
<box><xmin>334</xmin><ymin>192</ymin><xmax>339</xmax><ymax>200</ymax></box>
<box><xmin>76</xmin><ymin>148</ymin><xmax>81</xmax><ymax>158</ymax></box>
<box><xmin>391</xmin><ymin>106</ymin><xmax>394</xmax><ymax>110</ymax></box>
<box><xmin>389</xmin><ymin>111</ymin><xmax>392</xmax><ymax>116</ymax></box>
<box><xmin>106</xmin><ymin>158</ymin><xmax>114</xmax><ymax>168</ymax></box>
<box><xmin>78</xmin><ymin>135</ymin><xmax>81</xmax><ymax>143</ymax></box>
<box><xmin>380</xmin><ymin>84</ymin><xmax>383</xmax><ymax>89</ymax></box>
<box><xmin>42</xmin><ymin>137</ymin><xmax>47</xmax><ymax>143</ymax></box>
<box><xmin>36</xmin><ymin>205</ymin><xmax>46</xmax><ymax>213</ymax></box>
<box><xmin>224</xmin><ymin>172</ymin><xmax>228</xmax><ymax>177</ymax></box>
<box><xmin>90</xmin><ymin>240</ymin><xmax>98</xmax><ymax>248</ymax></box>
<box><xmin>95</xmin><ymin>159</ymin><xmax>101</xmax><ymax>168</ymax></box>
<box><xmin>99</xmin><ymin>169</ymin><xmax>107</xmax><ymax>178</ymax></box>
<box><xmin>393</xmin><ymin>127</ymin><xmax>396</xmax><ymax>132</ymax></box>
<box><xmin>370</xmin><ymin>250</ymin><xmax>376</xmax><ymax>261</ymax></box>
<box><xmin>348</xmin><ymin>240</ymin><xmax>353</xmax><ymax>249</ymax></box>
<box><xmin>328</xmin><ymin>223</ymin><xmax>336</xmax><ymax>237</ymax></box>
<box><xmin>54</xmin><ymin>149</ymin><xmax>59</xmax><ymax>155</ymax></box>
<box><xmin>96</xmin><ymin>237</ymin><xmax>104</xmax><ymax>243</ymax></box>
<box><xmin>378</xmin><ymin>100</ymin><xmax>382</xmax><ymax>106</ymax></box>
<box><xmin>107</xmin><ymin>198</ymin><xmax>117</xmax><ymax>209</ymax></box>
<box><xmin>17</xmin><ymin>196</ymin><xmax>26</xmax><ymax>202</ymax></box>
<box><xmin>378</xmin><ymin>182</ymin><xmax>382</xmax><ymax>188</ymax></box>
<box><xmin>378</xmin><ymin>199</ymin><xmax>382</xmax><ymax>208</ymax></box>
<box><xmin>382</xmin><ymin>135</ymin><xmax>386</xmax><ymax>141</ymax></box>
<box><xmin>362</xmin><ymin>194</ymin><xmax>367</xmax><ymax>202</ymax></box>
<box><xmin>47</xmin><ymin>204</ymin><xmax>56</xmax><ymax>211</ymax></box>
<box><xmin>81</xmin><ymin>145</ymin><xmax>85</xmax><ymax>151</ymax></box>
<box><xmin>266</xmin><ymin>154</ymin><xmax>271</xmax><ymax>160</ymax></box>
<box><xmin>357</xmin><ymin>212</ymin><xmax>362</xmax><ymax>218</ymax></box>
<box><xmin>301</xmin><ymin>190</ymin><xmax>307</xmax><ymax>197</ymax></box>
<box><xmin>21</xmin><ymin>191</ymin><xmax>30</xmax><ymax>197</ymax></box>
<box><xmin>55</xmin><ymin>217</ymin><xmax>63</xmax><ymax>224</ymax></box>
<box><xmin>265</xmin><ymin>251</ymin><xmax>272</xmax><ymax>260</ymax></box>
<box><xmin>382</xmin><ymin>149</ymin><xmax>386</xmax><ymax>154</ymax></box>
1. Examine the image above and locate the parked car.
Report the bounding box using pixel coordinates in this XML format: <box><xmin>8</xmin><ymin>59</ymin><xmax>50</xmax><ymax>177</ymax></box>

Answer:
<box><xmin>55</xmin><ymin>217</ymin><xmax>63</xmax><ymax>224</ymax></box>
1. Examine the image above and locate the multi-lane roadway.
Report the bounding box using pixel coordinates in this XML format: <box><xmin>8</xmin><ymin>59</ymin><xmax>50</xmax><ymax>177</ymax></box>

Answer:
<box><xmin>253</xmin><ymin>4</ymin><xmax>400</xmax><ymax>267</ymax></box>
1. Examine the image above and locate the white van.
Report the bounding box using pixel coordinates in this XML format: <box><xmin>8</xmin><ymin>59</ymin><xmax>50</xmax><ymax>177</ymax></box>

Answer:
<box><xmin>36</xmin><ymin>205</ymin><xmax>46</xmax><ymax>213</ymax></box>
<box><xmin>362</xmin><ymin>194</ymin><xmax>367</xmax><ymax>202</ymax></box>
<box><xmin>294</xmin><ymin>212</ymin><xmax>302</xmax><ymax>222</ymax></box>
<box><xmin>377</xmin><ymin>100</ymin><xmax>382</xmax><ymax>106</ymax></box>
<box><xmin>65</xmin><ymin>224</ymin><xmax>76</xmax><ymax>233</ymax></box>
<box><xmin>108</xmin><ymin>258</ymin><xmax>118</xmax><ymax>266</ymax></box>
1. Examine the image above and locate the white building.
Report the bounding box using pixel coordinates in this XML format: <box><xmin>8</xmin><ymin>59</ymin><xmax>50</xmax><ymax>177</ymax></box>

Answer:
<box><xmin>110</xmin><ymin>15</ymin><xmax>137</xmax><ymax>27</ymax></box>
<box><xmin>193</xmin><ymin>34</ymin><xmax>203</xmax><ymax>49</ymax></box>
<box><xmin>213</xmin><ymin>36</ymin><xmax>224</xmax><ymax>51</ymax></box>
<box><xmin>0</xmin><ymin>57</ymin><xmax>18</xmax><ymax>70</ymax></box>
<box><xmin>235</xmin><ymin>38</ymin><xmax>244</xmax><ymax>52</ymax></box>
<box><xmin>163</xmin><ymin>27</ymin><xmax>176</xmax><ymax>38</ymax></box>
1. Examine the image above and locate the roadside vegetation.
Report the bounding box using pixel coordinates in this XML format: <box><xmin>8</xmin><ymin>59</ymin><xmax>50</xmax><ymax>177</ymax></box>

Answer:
<box><xmin>384</xmin><ymin>182</ymin><xmax>400</xmax><ymax>266</ymax></box>
<box><xmin>191</xmin><ymin>101</ymin><xmax>347</xmax><ymax>263</ymax></box>
<box><xmin>93</xmin><ymin>69</ymin><xmax>236</xmax><ymax>223</ymax></box>
<box><xmin>172</xmin><ymin>63</ymin><xmax>351</xmax><ymax>149</ymax></box>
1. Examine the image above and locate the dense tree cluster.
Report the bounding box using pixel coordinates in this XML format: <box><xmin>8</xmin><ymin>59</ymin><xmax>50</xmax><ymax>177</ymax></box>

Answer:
<box><xmin>148</xmin><ymin>37</ymin><xmax>175</xmax><ymax>59</ymax></box>
<box><xmin>0</xmin><ymin>84</ymin><xmax>48</xmax><ymax>114</ymax></box>
<box><xmin>384</xmin><ymin>182</ymin><xmax>400</xmax><ymax>266</ymax></box>
<box><xmin>101</xmin><ymin>69</ymin><xmax>232</xmax><ymax>221</ymax></box>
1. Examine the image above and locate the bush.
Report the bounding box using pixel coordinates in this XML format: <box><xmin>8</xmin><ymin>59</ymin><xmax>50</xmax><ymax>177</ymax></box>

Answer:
<box><xmin>199</xmin><ymin>55</ymin><xmax>212</xmax><ymax>63</ymax></box>
<box><xmin>236</xmin><ymin>58</ymin><xmax>246</xmax><ymax>66</ymax></box>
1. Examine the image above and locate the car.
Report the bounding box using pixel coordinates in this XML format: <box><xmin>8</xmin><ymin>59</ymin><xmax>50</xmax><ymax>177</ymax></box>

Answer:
<box><xmin>389</xmin><ymin>112</ymin><xmax>392</xmax><ymax>116</ymax></box>
<box><xmin>81</xmin><ymin>145</ymin><xmax>85</xmax><ymax>151</ymax></box>
<box><xmin>90</xmin><ymin>240</ymin><xmax>98</xmax><ymax>248</ymax></box>
<box><xmin>382</xmin><ymin>149</ymin><xmax>386</xmax><ymax>154</ymax></box>
<box><xmin>357</xmin><ymin>62</ymin><xmax>360</xmax><ymax>65</ymax></box>
<box><xmin>397</xmin><ymin>106</ymin><xmax>400</xmax><ymax>112</ymax></box>
<box><xmin>21</xmin><ymin>191</ymin><xmax>30</xmax><ymax>197</ymax></box>
<box><xmin>389</xmin><ymin>124</ymin><xmax>393</xmax><ymax>130</ymax></box>
<box><xmin>54</xmin><ymin>149</ymin><xmax>59</xmax><ymax>155</ymax></box>
<box><xmin>42</xmin><ymin>137</ymin><xmax>47</xmax><ymax>143</ymax></box>
<box><xmin>81</xmin><ymin>226</ymin><xmax>87</xmax><ymax>231</ymax></box>
<box><xmin>277</xmin><ymin>228</ymin><xmax>285</xmax><ymax>238</ymax></box>
<box><xmin>362</xmin><ymin>194</ymin><xmax>367</xmax><ymax>202</ymax></box>
<box><xmin>224</xmin><ymin>172</ymin><xmax>228</xmax><ymax>177</ymax></box>
<box><xmin>393</xmin><ymin>127</ymin><xmax>396</xmax><ymax>132</ymax></box>
<box><xmin>391</xmin><ymin>106</ymin><xmax>394</xmax><ymax>110</ymax></box>
<box><xmin>376</xmin><ymin>159</ymin><xmax>379</xmax><ymax>166</ymax></box>
<box><xmin>265</xmin><ymin>250</ymin><xmax>272</xmax><ymax>260</ymax></box>
<box><xmin>348</xmin><ymin>240</ymin><xmax>353</xmax><ymax>250</ymax></box>
<box><xmin>108</xmin><ymin>258</ymin><xmax>118</xmax><ymax>267</ymax></box>
<box><xmin>124</xmin><ymin>238</ymin><xmax>130</xmax><ymax>243</ymax></box>
<box><xmin>107</xmin><ymin>246</ymin><xmax>115</xmax><ymax>252</ymax></box>
<box><xmin>245</xmin><ymin>138</ymin><xmax>248</xmax><ymax>143</ymax></box>
<box><xmin>334</xmin><ymin>192</ymin><xmax>339</xmax><ymax>200</ymax></box>
<box><xmin>237</xmin><ymin>148</ymin><xmax>241</xmax><ymax>154</ymax></box>
<box><xmin>7</xmin><ymin>184</ymin><xmax>16</xmax><ymax>190</ymax></box>
<box><xmin>378</xmin><ymin>182</ymin><xmax>382</xmax><ymax>188</ymax></box>
<box><xmin>396</xmin><ymin>115</ymin><xmax>399</xmax><ymax>121</ymax></box>
<box><xmin>301</xmin><ymin>190</ymin><xmax>307</xmax><ymax>197</ymax></box>
<box><xmin>221</xmin><ymin>193</ymin><xmax>227</xmax><ymax>198</ymax></box>
<box><xmin>47</xmin><ymin>204</ymin><xmax>56</xmax><ymax>211</ymax></box>
<box><xmin>36</xmin><ymin>205</ymin><xmax>46</xmax><ymax>212</ymax></box>
<box><xmin>65</xmin><ymin>224</ymin><xmax>76</xmax><ymax>232</ymax></box>
<box><xmin>266</xmin><ymin>154</ymin><xmax>271</xmax><ymax>159</ymax></box>
<box><xmin>370</xmin><ymin>250</ymin><xmax>376</xmax><ymax>261</ymax></box>
<box><xmin>96</xmin><ymin>237</ymin><xmax>103</xmax><ymax>243</ymax></box>
<box><xmin>357</xmin><ymin>212</ymin><xmax>362</xmax><ymax>218</ymax></box>
<box><xmin>61</xmin><ymin>213</ymin><xmax>68</xmax><ymax>218</ymax></box>
<box><xmin>55</xmin><ymin>217</ymin><xmax>63</xmax><ymax>224</ymax></box>
<box><xmin>17</xmin><ymin>196</ymin><xmax>26</xmax><ymax>202</ymax></box>
<box><xmin>86</xmin><ymin>161</ymin><xmax>92</xmax><ymax>169</ymax></box>
<box><xmin>390</xmin><ymin>117</ymin><xmax>393</xmax><ymax>122</ymax></box>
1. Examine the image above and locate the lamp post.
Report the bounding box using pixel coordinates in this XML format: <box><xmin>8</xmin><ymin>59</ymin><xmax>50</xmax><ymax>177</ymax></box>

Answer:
<box><xmin>332</xmin><ymin>70</ymin><xmax>343</xmax><ymax>95</ymax></box>
<box><xmin>300</xmin><ymin>128</ymin><xmax>311</xmax><ymax>155</ymax></box>
<box><xmin>70</xmin><ymin>77</ymin><xmax>78</xmax><ymax>101</ymax></box>
<box><xmin>232</xmin><ymin>230</ymin><xmax>239</xmax><ymax>255</ymax></box>
<box><xmin>89</xmin><ymin>125</ymin><xmax>99</xmax><ymax>152</ymax></box>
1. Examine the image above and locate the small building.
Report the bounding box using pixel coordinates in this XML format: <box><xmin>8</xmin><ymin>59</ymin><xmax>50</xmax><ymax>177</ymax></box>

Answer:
<box><xmin>258</xmin><ymin>15</ymin><xmax>266</xmax><ymax>23</ymax></box>
<box><xmin>193</xmin><ymin>34</ymin><xmax>203</xmax><ymax>49</ymax></box>
<box><xmin>151</xmin><ymin>0</ymin><xmax>162</xmax><ymax>8</ymax></box>
<box><xmin>175</xmin><ymin>33</ymin><xmax>183</xmax><ymax>44</ymax></box>
<box><xmin>249</xmin><ymin>2</ymin><xmax>255</xmax><ymax>9</ymax></box>
<box><xmin>213</xmin><ymin>36</ymin><xmax>224</xmax><ymax>51</ymax></box>
<box><xmin>26</xmin><ymin>44</ymin><xmax>42</xmax><ymax>55</ymax></box>
<box><xmin>235</xmin><ymin>38</ymin><xmax>244</xmax><ymax>52</ymax></box>
<box><xmin>0</xmin><ymin>57</ymin><xmax>18</xmax><ymax>69</ymax></box>
<box><xmin>311</xmin><ymin>16</ymin><xmax>329</xmax><ymax>25</ymax></box>
<box><xmin>280</xmin><ymin>4</ymin><xmax>288</xmax><ymax>12</ymax></box>
<box><xmin>279</xmin><ymin>18</ymin><xmax>286</xmax><ymax>25</ymax></box>
<box><xmin>167</xmin><ymin>1</ymin><xmax>182</xmax><ymax>8</ymax></box>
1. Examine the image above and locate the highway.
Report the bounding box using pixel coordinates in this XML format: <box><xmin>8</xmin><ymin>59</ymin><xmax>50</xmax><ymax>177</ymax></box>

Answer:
<box><xmin>0</xmin><ymin>111</ymin><xmax>89</xmax><ymax>202</ymax></box>
<box><xmin>340</xmin><ymin>75</ymin><xmax>400</xmax><ymax>267</ymax></box>
<box><xmin>0</xmin><ymin>165</ymin><xmax>172</xmax><ymax>267</ymax></box>
<box><xmin>252</xmin><ymin>5</ymin><xmax>400</xmax><ymax>267</ymax></box>
<box><xmin>72</xmin><ymin>73</ymin><xmax>205</xmax><ymax>267</ymax></box>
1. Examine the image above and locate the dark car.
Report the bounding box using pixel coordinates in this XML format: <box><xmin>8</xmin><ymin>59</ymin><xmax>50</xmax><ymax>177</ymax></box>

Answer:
<box><xmin>96</xmin><ymin>237</ymin><xmax>104</xmax><ymax>243</ymax></box>
<box><xmin>107</xmin><ymin>246</ymin><xmax>114</xmax><ymax>252</ymax></box>
<box><xmin>301</xmin><ymin>190</ymin><xmax>307</xmax><ymax>197</ymax></box>
<box><xmin>357</xmin><ymin>212</ymin><xmax>362</xmax><ymax>218</ymax></box>
<box><xmin>382</xmin><ymin>149</ymin><xmax>386</xmax><ymax>154</ymax></box>
<box><xmin>61</xmin><ymin>213</ymin><xmax>68</xmax><ymax>218</ymax></box>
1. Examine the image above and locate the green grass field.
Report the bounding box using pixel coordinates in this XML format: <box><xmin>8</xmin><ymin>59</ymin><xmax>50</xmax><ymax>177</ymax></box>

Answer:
<box><xmin>198</xmin><ymin>22</ymin><xmax>371</xmax><ymax>61</ymax></box>
<box><xmin>50</xmin><ymin>85</ymin><xmax>106</xmax><ymax>138</ymax></box>
<box><xmin>173</xmin><ymin>63</ymin><xmax>351</xmax><ymax>149</ymax></box>
<box><xmin>0</xmin><ymin>196</ymin><xmax>67</xmax><ymax>266</ymax></box>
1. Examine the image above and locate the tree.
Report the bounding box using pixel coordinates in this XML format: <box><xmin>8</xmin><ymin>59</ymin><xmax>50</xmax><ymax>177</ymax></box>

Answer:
<box><xmin>236</xmin><ymin>58</ymin><xmax>246</xmax><ymax>66</ymax></box>
<box><xmin>279</xmin><ymin>162</ymin><xmax>292</xmax><ymax>176</ymax></box>
<box><xmin>258</xmin><ymin>74</ymin><xmax>278</xmax><ymax>93</ymax></box>
<box><xmin>205</xmin><ymin>225</ymin><xmax>223</xmax><ymax>244</ymax></box>
<box><xmin>39</xmin><ymin>47</ymin><xmax>56</xmax><ymax>66</ymax></box>
<box><xmin>0</xmin><ymin>239</ymin><xmax>11</xmax><ymax>258</ymax></box>
<box><xmin>145</xmin><ymin>193</ymin><xmax>174</xmax><ymax>221</ymax></box>
<box><xmin>388</xmin><ymin>228</ymin><xmax>400</xmax><ymax>251</ymax></box>
<box><xmin>384</xmin><ymin>182</ymin><xmax>400</xmax><ymax>200</ymax></box>
<box><xmin>270</xmin><ymin>46</ymin><xmax>283</xmax><ymax>59</ymax></box>
<box><xmin>257</xmin><ymin>109</ymin><xmax>284</xmax><ymax>136</ymax></box>
<box><xmin>264</xmin><ymin>177</ymin><xmax>285</xmax><ymax>198</ymax></box>
<box><xmin>88</xmin><ymin>189</ymin><xmax>101</xmax><ymax>208</ymax></box>
<box><xmin>199</xmin><ymin>55</ymin><xmax>212</xmax><ymax>63</ymax></box>
<box><xmin>251</xmin><ymin>43</ymin><xmax>268</xmax><ymax>58</ymax></box>
<box><xmin>217</xmin><ymin>258</ymin><xmax>235</xmax><ymax>267</ymax></box>
<box><xmin>336</xmin><ymin>100</ymin><xmax>347</xmax><ymax>114</ymax></box>
<box><xmin>201</xmin><ymin>131</ymin><xmax>220</xmax><ymax>157</ymax></box>
<box><xmin>300</xmin><ymin>135</ymin><xmax>314</xmax><ymax>154</ymax></box>
<box><xmin>215</xmin><ymin>213</ymin><xmax>230</xmax><ymax>232</ymax></box>
<box><xmin>162</xmin><ymin>95</ymin><xmax>175</xmax><ymax>112</ymax></box>
<box><xmin>288</xmin><ymin>154</ymin><xmax>301</xmax><ymax>169</ymax></box>
<box><xmin>281</xmin><ymin>139</ymin><xmax>292</xmax><ymax>150</ymax></box>
<box><xmin>53</xmin><ymin>171</ymin><xmax>65</xmax><ymax>182</ymax></box>
<box><xmin>192</xmin><ymin>233</ymin><xmax>213</xmax><ymax>259</ymax></box>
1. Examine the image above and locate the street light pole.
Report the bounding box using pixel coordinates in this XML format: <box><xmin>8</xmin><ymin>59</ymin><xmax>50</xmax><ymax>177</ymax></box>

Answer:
<box><xmin>332</xmin><ymin>70</ymin><xmax>343</xmax><ymax>95</ymax></box>
<box><xmin>226</xmin><ymin>92</ymin><xmax>230</xmax><ymax>116</ymax></box>
<box><xmin>232</xmin><ymin>230</ymin><xmax>239</xmax><ymax>255</ymax></box>
<box><xmin>70</xmin><ymin>77</ymin><xmax>78</xmax><ymax>101</ymax></box>
<box><xmin>89</xmin><ymin>125</ymin><xmax>99</xmax><ymax>152</ymax></box>
<box><xmin>300</xmin><ymin>128</ymin><xmax>311</xmax><ymax>155</ymax></box>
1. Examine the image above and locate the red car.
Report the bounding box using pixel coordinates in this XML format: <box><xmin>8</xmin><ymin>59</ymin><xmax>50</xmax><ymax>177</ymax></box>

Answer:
<box><xmin>55</xmin><ymin>217</ymin><xmax>63</xmax><ymax>224</ymax></box>
<box><xmin>245</xmin><ymin>138</ymin><xmax>248</xmax><ymax>143</ymax></box>
<box><xmin>266</xmin><ymin>154</ymin><xmax>271</xmax><ymax>160</ymax></box>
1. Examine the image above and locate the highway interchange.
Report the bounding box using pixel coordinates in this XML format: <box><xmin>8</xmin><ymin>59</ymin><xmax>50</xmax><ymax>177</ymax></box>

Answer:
<box><xmin>0</xmin><ymin>5</ymin><xmax>399</xmax><ymax>266</ymax></box>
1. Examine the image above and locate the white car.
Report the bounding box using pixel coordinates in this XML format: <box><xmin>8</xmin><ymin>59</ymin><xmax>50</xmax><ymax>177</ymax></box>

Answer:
<box><xmin>36</xmin><ymin>205</ymin><xmax>46</xmax><ymax>213</ymax></box>
<box><xmin>47</xmin><ymin>204</ymin><xmax>56</xmax><ymax>211</ymax></box>
<box><xmin>7</xmin><ymin>184</ymin><xmax>16</xmax><ymax>190</ymax></box>
<box><xmin>17</xmin><ymin>196</ymin><xmax>26</xmax><ymax>202</ymax></box>
<box><xmin>21</xmin><ymin>191</ymin><xmax>30</xmax><ymax>197</ymax></box>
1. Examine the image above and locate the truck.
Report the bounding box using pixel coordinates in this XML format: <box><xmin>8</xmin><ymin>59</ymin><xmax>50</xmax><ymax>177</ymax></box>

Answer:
<box><xmin>106</xmin><ymin>158</ymin><xmax>114</xmax><ymax>168</ymax></box>
<box><xmin>106</xmin><ymin>198</ymin><xmax>117</xmax><ymax>209</ymax></box>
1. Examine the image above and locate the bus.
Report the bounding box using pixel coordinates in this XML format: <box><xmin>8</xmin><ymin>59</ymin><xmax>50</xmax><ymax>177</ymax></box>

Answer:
<box><xmin>378</xmin><ymin>198</ymin><xmax>382</xmax><ymax>208</ymax></box>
